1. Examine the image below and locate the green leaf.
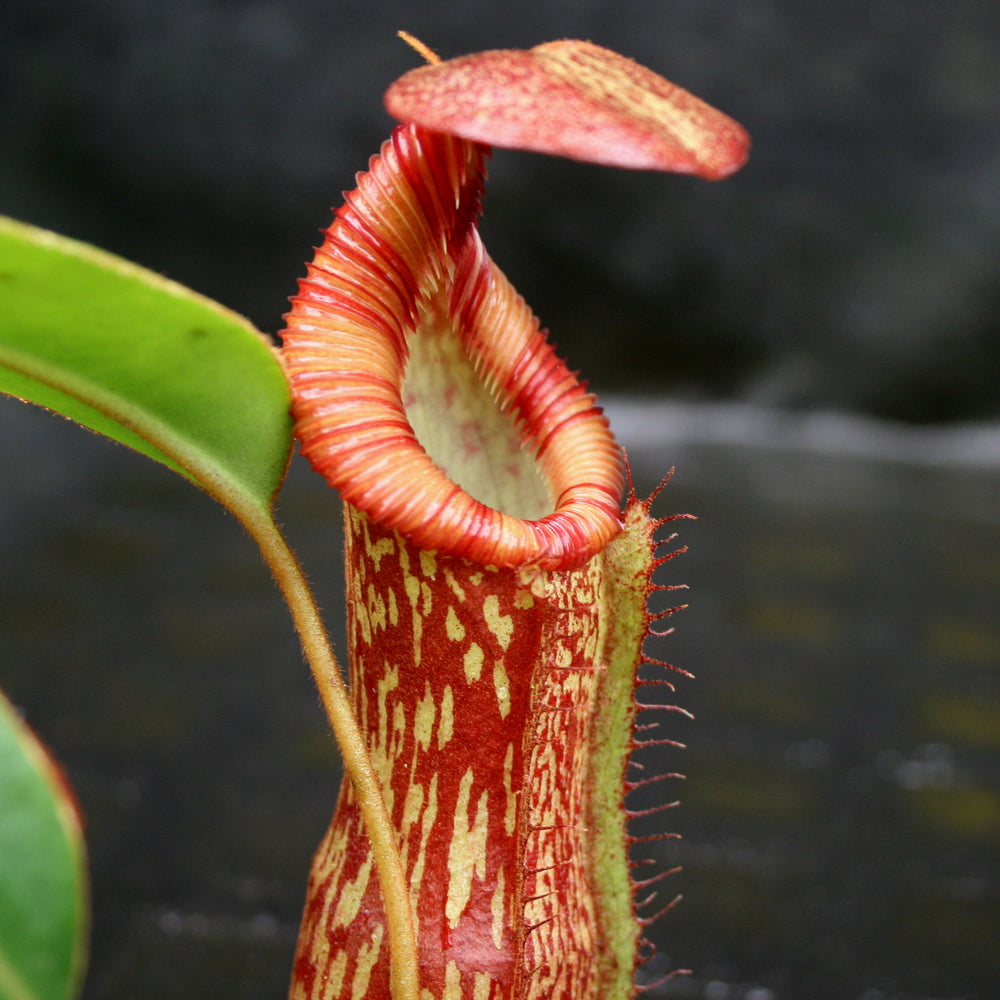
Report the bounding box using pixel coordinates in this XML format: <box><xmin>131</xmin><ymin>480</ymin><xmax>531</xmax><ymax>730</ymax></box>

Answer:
<box><xmin>0</xmin><ymin>216</ymin><xmax>293</xmax><ymax>515</ymax></box>
<box><xmin>0</xmin><ymin>692</ymin><xmax>88</xmax><ymax>1000</ymax></box>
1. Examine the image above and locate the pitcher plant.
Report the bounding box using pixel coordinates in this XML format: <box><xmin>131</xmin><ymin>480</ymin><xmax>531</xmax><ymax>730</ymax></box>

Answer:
<box><xmin>281</xmin><ymin>37</ymin><xmax>749</xmax><ymax>1000</ymax></box>
<box><xmin>0</xmin><ymin>35</ymin><xmax>748</xmax><ymax>1000</ymax></box>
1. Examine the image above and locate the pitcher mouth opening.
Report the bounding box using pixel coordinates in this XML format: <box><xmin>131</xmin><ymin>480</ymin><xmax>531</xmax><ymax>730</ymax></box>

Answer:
<box><xmin>281</xmin><ymin>123</ymin><xmax>623</xmax><ymax>571</ymax></box>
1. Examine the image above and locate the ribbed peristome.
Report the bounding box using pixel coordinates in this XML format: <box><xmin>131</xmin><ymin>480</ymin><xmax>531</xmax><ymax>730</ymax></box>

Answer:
<box><xmin>281</xmin><ymin>123</ymin><xmax>624</xmax><ymax>571</ymax></box>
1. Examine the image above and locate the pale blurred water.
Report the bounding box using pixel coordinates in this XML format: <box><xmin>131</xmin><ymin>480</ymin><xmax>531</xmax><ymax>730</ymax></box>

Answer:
<box><xmin>1</xmin><ymin>394</ymin><xmax>998</xmax><ymax>1000</ymax></box>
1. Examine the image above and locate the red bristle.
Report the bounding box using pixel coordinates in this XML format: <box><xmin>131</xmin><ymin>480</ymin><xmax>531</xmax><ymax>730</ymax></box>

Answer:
<box><xmin>631</xmin><ymin>866</ymin><xmax>682</xmax><ymax>891</ymax></box>
<box><xmin>637</xmin><ymin>894</ymin><xmax>683</xmax><ymax>928</ymax></box>
<box><xmin>626</xmin><ymin>800</ymin><xmax>682</xmax><ymax>820</ymax></box>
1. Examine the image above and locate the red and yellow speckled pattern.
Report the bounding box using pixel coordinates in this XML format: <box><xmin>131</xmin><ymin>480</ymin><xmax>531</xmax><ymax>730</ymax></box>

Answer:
<box><xmin>290</xmin><ymin>490</ymin><xmax>669</xmax><ymax>1000</ymax></box>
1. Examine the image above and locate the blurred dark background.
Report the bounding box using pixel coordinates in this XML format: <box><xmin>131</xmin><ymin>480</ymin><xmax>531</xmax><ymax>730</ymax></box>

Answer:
<box><xmin>3</xmin><ymin>0</ymin><xmax>999</xmax><ymax>421</ymax></box>
<box><xmin>1</xmin><ymin>2</ymin><xmax>999</xmax><ymax>999</ymax></box>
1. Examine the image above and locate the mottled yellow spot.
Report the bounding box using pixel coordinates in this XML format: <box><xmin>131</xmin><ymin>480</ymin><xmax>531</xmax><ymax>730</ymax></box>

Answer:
<box><xmin>444</xmin><ymin>567</ymin><xmax>466</xmax><ymax>602</ymax></box>
<box><xmin>366</xmin><ymin>582</ymin><xmax>387</xmax><ymax>632</ymax></box>
<box><xmin>332</xmin><ymin>851</ymin><xmax>373</xmax><ymax>928</ymax></box>
<box><xmin>370</xmin><ymin>664</ymin><xmax>402</xmax><ymax>812</ymax></box>
<box><xmin>364</xmin><ymin>531</ymin><xmax>395</xmax><ymax>571</ymax></box>
<box><xmin>404</xmin><ymin>571</ymin><xmax>420</xmax><ymax>609</ymax></box>
<box><xmin>525</xmin><ymin>565</ymin><xmax>550</xmax><ymax>599</ymax></box>
<box><xmin>375</xmin><ymin>664</ymin><xmax>400</xmax><ymax>757</ymax></box>
<box><xmin>400</xmin><ymin>782</ymin><xmax>425</xmax><ymax>861</ymax></box>
<box><xmin>354</xmin><ymin>591</ymin><xmax>372</xmax><ymax>645</ymax></box>
<box><xmin>502</xmin><ymin>743</ymin><xmax>517</xmax><ymax>835</ymax></box>
<box><xmin>438</xmin><ymin>684</ymin><xmax>455</xmax><ymax>748</ymax></box>
<box><xmin>553</xmin><ymin>644</ymin><xmax>573</xmax><ymax>669</ymax></box>
<box><xmin>443</xmin><ymin>960</ymin><xmax>462</xmax><ymax>1000</ymax></box>
<box><xmin>494</xmin><ymin>658</ymin><xmax>512</xmax><ymax>719</ymax></box>
<box><xmin>446</xmin><ymin>605</ymin><xmax>466</xmax><ymax>642</ymax></box>
<box><xmin>514</xmin><ymin>588</ymin><xmax>535</xmax><ymax>610</ymax></box>
<box><xmin>350</xmin><ymin>925</ymin><xmax>384</xmax><ymax>1000</ymax></box>
<box><xmin>408</xmin><ymin>772</ymin><xmax>438</xmax><ymax>900</ymax></box>
<box><xmin>414</xmin><ymin>681</ymin><xmax>436</xmax><ymax>752</ymax></box>
<box><xmin>387</xmin><ymin>586</ymin><xmax>399</xmax><ymax>627</ymax></box>
<box><xmin>491</xmin><ymin>868</ymin><xmax>506</xmax><ymax>950</ymax></box>
<box><xmin>420</xmin><ymin>548</ymin><xmax>437</xmax><ymax>579</ymax></box>
<box><xmin>473</xmin><ymin>971</ymin><xmax>493</xmax><ymax>1000</ymax></box>
<box><xmin>464</xmin><ymin>642</ymin><xmax>484</xmax><ymax>683</ymax></box>
<box><xmin>393</xmin><ymin>701</ymin><xmax>406</xmax><ymax>756</ymax></box>
<box><xmin>326</xmin><ymin>951</ymin><xmax>348</xmax><ymax>995</ymax></box>
<box><xmin>421</xmin><ymin>580</ymin><xmax>433</xmax><ymax>617</ymax></box>
<box><xmin>316</xmin><ymin>820</ymin><xmax>351</xmax><ymax>882</ymax></box>
<box><xmin>484</xmin><ymin>594</ymin><xmax>514</xmax><ymax>650</ymax></box>
<box><xmin>447</xmin><ymin>768</ymin><xmax>490</xmax><ymax>928</ymax></box>
<box><xmin>401</xmin><ymin>555</ymin><xmax>424</xmax><ymax>670</ymax></box>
